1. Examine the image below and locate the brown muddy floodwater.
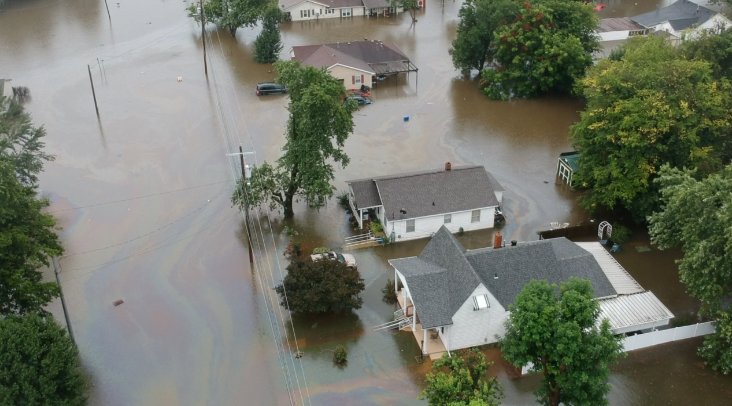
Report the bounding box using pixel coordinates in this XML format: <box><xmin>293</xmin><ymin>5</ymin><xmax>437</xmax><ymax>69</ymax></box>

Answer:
<box><xmin>2</xmin><ymin>0</ymin><xmax>731</xmax><ymax>404</ymax></box>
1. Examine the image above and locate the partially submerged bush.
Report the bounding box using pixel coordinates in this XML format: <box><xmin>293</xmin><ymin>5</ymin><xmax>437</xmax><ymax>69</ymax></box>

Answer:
<box><xmin>382</xmin><ymin>278</ymin><xmax>398</xmax><ymax>304</ymax></box>
<box><xmin>333</xmin><ymin>345</ymin><xmax>348</xmax><ymax>364</ymax></box>
<box><xmin>610</xmin><ymin>223</ymin><xmax>632</xmax><ymax>244</ymax></box>
<box><xmin>312</xmin><ymin>247</ymin><xmax>329</xmax><ymax>254</ymax></box>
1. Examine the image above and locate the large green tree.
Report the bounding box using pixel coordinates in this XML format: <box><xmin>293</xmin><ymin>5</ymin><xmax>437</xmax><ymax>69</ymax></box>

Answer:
<box><xmin>570</xmin><ymin>36</ymin><xmax>732</xmax><ymax>221</ymax></box>
<box><xmin>0</xmin><ymin>313</ymin><xmax>87</xmax><ymax>405</ymax></box>
<box><xmin>500</xmin><ymin>278</ymin><xmax>624</xmax><ymax>406</ymax></box>
<box><xmin>232</xmin><ymin>61</ymin><xmax>356</xmax><ymax>218</ymax></box>
<box><xmin>0</xmin><ymin>160</ymin><xmax>62</xmax><ymax>316</ymax></box>
<box><xmin>275</xmin><ymin>257</ymin><xmax>365</xmax><ymax>314</ymax></box>
<box><xmin>419</xmin><ymin>348</ymin><xmax>503</xmax><ymax>406</ymax></box>
<box><xmin>188</xmin><ymin>0</ymin><xmax>270</xmax><ymax>37</ymax></box>
<box><xmin>679</xmin><ymin>27</ymin><xmax>732</xmax><ymax>80</ymax></box>
<box><xmin>480</xmin><ymin>1</ymin><xmax>598</xmax><ymax>99</ymax></box>
<box><xmin>0</xmin><ymin>96</ymin><xmax>54</xmax><ymax>186</ymax></box>
<box><xmin>253</xmin><ymin>6</ymin><xmax>283</xmax><ymax>64</ymax></box>
<box><xmin>449</xmin><ymin>0</ymin><xmax>521</xmax><ymax>74</ymax></box>
<box><xmin>648</xmin><ymin>164</ymin><xmax>732</xmax><ymax>374</ymax></box>
<box><xmin>388</xmin><ymin>0</ymin><xmax>419</xmax><ymax>23</ymax></box>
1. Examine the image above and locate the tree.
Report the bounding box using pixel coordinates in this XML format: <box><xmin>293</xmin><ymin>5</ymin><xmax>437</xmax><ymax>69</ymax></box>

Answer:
<box><xmin>419</xmin><ymin>348</ymin><xmax>503</xmax><ymax>406</ymax></box>
<box><xmin>480</xmin><ymin>1</ymin><xmax>598</xmax><ymax>99</ymax></box>
<box><xmin>570</xmin><ymin>36</ymin><xmax>732</xmax><ymax>221</ymax></box>
<box><xmin>275</xmin><ymin>258</ymin><xmax>365</xmax><ymax>314</ymax></box>
<box><xmin>232</xmin><ymin>61</ymin><xmax>356</xmax><ymax>218</ymax></box>
<box><xmin>188</xmin><ymin>0</ymin><xmax>269</xmax><ymax>37</ymax></box>
<box><xmin>449</xmin><ymin>0</ymin><xmax>521</xmax><ymax>74</ymax></box>
<box><xmin>253</xmin><ymin>6</ymin><xmax>283</xmax><ymax>64</ymax></box>
<box><xmin>0</xmin><ymin>95</ymin><xmax>54</xmax><ymax>186</ymax></box>
<box><xmin>679</xmin><ymin>27</ymin><xmax>732</xmax><ymax>80</ymax></box>
<box><xmin>0</xmin><ymin>160</ymin><xmax>63</xmax><ymax>316</ymax></box>
<box><xmin>500</xmin><ymin>279</ymin><xmax>624</xmax><ymax>406</ymax></box>
<box><xmin>0</xmin><ymin>314</ymin><xmax>87</xmax><ymax>405</ymax></box>
<box><xmin>389</xmin><ymin>0</ymin><xmax>419</xmax><ymax>23</ymax></box>
<box><xmin>647</xmin><ymin>164</ymin><xmax>732</xmax><ymax>374</ymax></box>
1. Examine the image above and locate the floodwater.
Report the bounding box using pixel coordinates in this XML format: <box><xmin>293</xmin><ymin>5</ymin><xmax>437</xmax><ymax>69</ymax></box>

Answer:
<box><xmin>2</xmin><ymin>0</ymin><xmax>731</xmax><ymax>404</ymax></box>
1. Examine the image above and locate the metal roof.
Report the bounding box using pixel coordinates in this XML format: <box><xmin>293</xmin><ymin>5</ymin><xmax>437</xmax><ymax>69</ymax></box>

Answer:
<box><xmin>558</xmin><ymin>151</ymin><xmax>580</xmax><ymax>171</ymax></box>
<box><xmin>599</xmin><ymin>291</ymin><xmax>674</xmax><ymax>331</ymax></box>
<box><xmin>599</xmin><ymin>18</ymin><xmax>645</xmax><ymax>33</ymax></box>
<box><xmin>575</xmin><ymin>242</ymin><xmax>644</xmax><ymax>295</ymax></box>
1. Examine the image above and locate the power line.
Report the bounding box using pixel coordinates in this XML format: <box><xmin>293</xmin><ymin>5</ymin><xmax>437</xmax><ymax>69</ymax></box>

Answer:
<box><xmin>204</xmin><ymin>28</ymin><xmax>303</xmax><ymax>406</ymax></box>
<box><xmin>48</xmin><ymin>179</ymin><xmax>232</xmax><ymax>213</ymax></box>
<box><xmin>62</xmin><ymin>184</ymin><xmax>231</xmax><ymax>258</ymax></box>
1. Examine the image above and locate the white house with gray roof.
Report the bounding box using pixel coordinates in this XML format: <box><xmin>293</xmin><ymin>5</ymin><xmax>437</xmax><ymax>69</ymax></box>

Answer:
<box><xmin>598</xmin><ymin>0</ymin><xmax>732</xmax><ymax>43</ymax></box>
<box><xmin>346</xmin><ymin>163</ymin><xmax>504</xmax><ymax>242</ymax></box>
<box><xmin>279</xmin><ymin>0</ymin><xmax>402</xmax><ymax>21</ymax></box>
<box><xmin>387</xmin><ymin>226</ymin><xmax>674</xmax><ymax>357</ymax></box>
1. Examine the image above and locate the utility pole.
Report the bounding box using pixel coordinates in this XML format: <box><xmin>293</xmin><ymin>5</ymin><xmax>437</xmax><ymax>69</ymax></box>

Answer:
<box><xmin>53</xmin><ymin>257</ymin><xmax>76</xmax><ymax>347</ymax></box>
<box><xmin>239</xmin><ymin>145</ymin><xmax>254</xmax><ymax>264</ymax></box>
<box><xmin>200</xmin><ymin>0</ymin><xmax>208</xmax><ymax>76</ymax></box>
<box><xmin>87</xmin><ymin>64</ymin><xmax>99</xmax><ymax>116</ymax></box>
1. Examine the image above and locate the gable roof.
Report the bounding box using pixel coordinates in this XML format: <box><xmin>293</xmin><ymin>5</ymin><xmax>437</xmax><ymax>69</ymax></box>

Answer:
<box><xmin>631</xmin><ymin>0</ymin><xmax>718</xmax><ymax>29</ymax></box>
<box><xmin>391</xmin><ymin>227</ymin><xmax>623</xmax><ymax>329</ymax></box>
<box><xmin>279</xmin><ymin>0</ymin><xmax>361</xmax><ymax>10</ymax></box>
<box><xmin>292</xmin><ymin>41</ymin><xmax>410</xmax><ymax>75</ymax></box>
<box><xmin>362</xmin><ymin>0</ymin><xmax>390</xmax><ymax>7</ymax></box>
<box><xmin>347</xmin><ymin>165</ymin><xmax>500</xmax><ymax>220</ymax></box>
<box><xmin>466</xmin><ymin>239</ymin><xmax>617</xmax><ymax>309</ymax></box>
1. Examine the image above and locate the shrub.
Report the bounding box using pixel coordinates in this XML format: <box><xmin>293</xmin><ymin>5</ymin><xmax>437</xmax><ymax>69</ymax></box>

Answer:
<box><xmin>370</xmin><ymin>221</ymin><xmax>383</xmax><ymax>234</ymax></box>
<box><xmin>610</xmin><ymin>223</ymin><xmax>632</xmax><ymax>244</ymax></box>
<box><xmin>312</xmin><ymin>247</ymin><xmax>329</xmax><ymax>255</ymax></box>
<box><xmin>333</xmin><ymin>345</ymin><xmax>348</xmax><ymax>364</ymax></box>
<box><xmin>382</xmin><ymin>278</ymin><xmax>398</xmax><ymax>304</ymax></box>
<box><xmin>458</xmin><ymin>227</ymin><xmax>465</xmax><ymax>236</ymax></box>
<box><xmin>336</xmin><ymin>191</ymin><xmax>350</xmax><ymax>207</ymax></box>
<box><xmin>283</xmin><ymin>241</ymin><xmax>304</xmax><ymax>260</ymax></box>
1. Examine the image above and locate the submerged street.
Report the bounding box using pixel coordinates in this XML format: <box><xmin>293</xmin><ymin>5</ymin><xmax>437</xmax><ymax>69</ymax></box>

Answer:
<box><xmin>2</xmin><ymin>0</ymin><xmax>731</xmax><ymax>404</ymax></box>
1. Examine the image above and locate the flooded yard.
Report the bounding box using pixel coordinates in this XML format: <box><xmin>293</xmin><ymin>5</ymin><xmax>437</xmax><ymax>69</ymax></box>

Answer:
<box><xmin>1</xmin><ymin>0</ymin><xmax>731</xmax><ymax>404</ymax></box>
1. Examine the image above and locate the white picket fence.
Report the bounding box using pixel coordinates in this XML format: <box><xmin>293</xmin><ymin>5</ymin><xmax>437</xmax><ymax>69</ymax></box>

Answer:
<box><xmin>521</xmin><ymin>322</ymin><xmax>716</xmax><ymax>375</ymax></box>
<box><xmin>622</xmin><ymin>321</ymin><xmax>715</xmax><ymax>351</ymax></box>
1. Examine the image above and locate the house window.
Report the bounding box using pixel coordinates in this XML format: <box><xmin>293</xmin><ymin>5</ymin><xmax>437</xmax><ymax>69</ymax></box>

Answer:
<box><xmin>300</xmin><ymin>9</ymin><xmax>311</xmax><ymax>18</ymax></box>
<box><xmin>473</xmin><ymin>294</ymin><xmax>490</xmax><ymax>310</ymax></box>
<box><xmin>471</xmin><ymin>210</ymin><xmax>481</xmax><ymax>223</ymax></box>
<box><xmin>355</xmin><ymin>75</ymin><xmax>361</xmax><ymax>84</ymax></box>
<box><xmin>406</xmin><ymin>219</ymin><xmax>415</xmax><ymax>232</ymax></box>
<box><xmin>444</xmin><ymin>214</ymin><xmax>451</xmax><ymax>224</ymax></box>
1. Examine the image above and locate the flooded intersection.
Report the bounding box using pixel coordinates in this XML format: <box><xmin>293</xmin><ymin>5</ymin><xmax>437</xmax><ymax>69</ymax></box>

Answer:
<box><xmin>1</xmin><ymin>0</ymin><xmax>732</xmax><ymax>404</ymax></box>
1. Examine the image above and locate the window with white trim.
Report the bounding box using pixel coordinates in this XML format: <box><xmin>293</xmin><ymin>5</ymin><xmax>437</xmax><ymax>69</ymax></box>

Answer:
<box><xmin>406</xmin><ymin>219</ymin><xmax>415</xmax><ymax>232</ymax></box>
<box><xmin>444</xmin><ymin>214</ymin><xmax>451</xmax><ymax>224</ymax></box>
<box><xmin>471</xmin><ymin>209</ymin><xmax>481</xmax><ymax>223</ymax></box>
<box><xmin>473</xmin><ymin>294</ymin><xmax>490</xmax><ymax>310</ymax></box>
<box><xmin>355</xmin><ymin>75</ymin><xmax>362</xmax><ymax>84</ymax></box>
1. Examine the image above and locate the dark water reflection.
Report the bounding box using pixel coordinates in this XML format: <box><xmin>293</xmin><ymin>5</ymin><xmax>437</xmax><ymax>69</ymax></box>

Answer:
<box><xmin>2</xmin><ymin>0</ymin><xmax>731</xmax><ymax>404</ymax></box>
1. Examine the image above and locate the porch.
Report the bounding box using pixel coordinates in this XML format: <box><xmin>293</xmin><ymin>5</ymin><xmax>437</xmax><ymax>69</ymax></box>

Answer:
<box><xmin>397</xmin><ymin>290</ymin><xmax>447</xmax><ymax>361</ymax></box>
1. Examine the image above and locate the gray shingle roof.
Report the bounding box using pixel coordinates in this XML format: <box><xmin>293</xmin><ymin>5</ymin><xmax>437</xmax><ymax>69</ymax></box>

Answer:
<box><xmin>390</xmin><ymin>226</ymin><xmax>620</xmax><ymax>329</ymax></box>
<box><xmin>466</xmin><ymin>239</ymin><xmax>617</xmax><ymax>308</ymax></box>
<box><xmin>347</xmin><ymin>166</ymin><xmax>499</xmax><ymax>221</ymax></box>
<box><xmin>631</xmin><ymin>1</ymin><xmax>717</xmax><ymax>29</ymax></box>
<box><xmin>348</xmin><ymin>179</ymin><xmax>381</xmax><ymax>210</ymax></box>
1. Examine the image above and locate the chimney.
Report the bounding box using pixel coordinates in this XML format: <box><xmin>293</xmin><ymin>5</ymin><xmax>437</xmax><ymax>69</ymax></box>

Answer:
<box><xmin>511</xmin><ymin>240</ymin><xmax>517</xmax><ymax>247</ymax></box>
<box><xmin>445</xmin><ymin>162</ymin><xmax>452</xmax><ymax>171</ymax></box>
<box><xmin>493</xmin><ymin>231</ymin><xmax>502</xmax><ymax>249</ymax></box>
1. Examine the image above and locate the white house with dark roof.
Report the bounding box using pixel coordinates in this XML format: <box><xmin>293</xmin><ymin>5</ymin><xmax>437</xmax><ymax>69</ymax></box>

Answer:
<box><xmin>291</xmin><ymin>40</ymin><xmax>417</xmax><ymax>90</ymax></box>
<box><xmin>387</xmin><ymin>226</ymin><xmax>674</xmax><ymax>358</ymax></box>
<box><xmin>346</xmin><ymin>163</ymin><xmax>504</xmax><ymax>242</ymax></box>
<box><xmin>598</xmin><ymin>0</ymin><xmax>732</xmax><ymax>43</ymax></box>
<box><xmin>279</xmin><ymin>0</ymin><xmax>402</xmax><ymax>21</ymax></box>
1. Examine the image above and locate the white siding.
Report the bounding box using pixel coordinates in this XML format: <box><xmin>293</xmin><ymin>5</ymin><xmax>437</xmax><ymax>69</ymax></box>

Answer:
<box><xmin>599</xmin><ymin>30</ymin><xmax>631</xmax><ymax>41</ymax></box>
<box><xmin>388</xmin><ymin>207</ymin><xmax>496</xmax><ymax>242</ymax></box>
<box><xmin>442</xmin><ymin>284</ymin><xmax>508</xmax><ymax>351</ymax></box>
<box><xmin>286</xmin><ymin>2</ymin><xmax>365</xmax><ymax>21</ymax></box>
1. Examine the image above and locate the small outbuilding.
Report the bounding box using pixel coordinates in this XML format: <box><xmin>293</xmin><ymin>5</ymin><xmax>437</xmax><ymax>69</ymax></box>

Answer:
<box><xmin>557</xmin><ymin>151</ymin><xmax>579</xmax><ymax>186</ymax></box>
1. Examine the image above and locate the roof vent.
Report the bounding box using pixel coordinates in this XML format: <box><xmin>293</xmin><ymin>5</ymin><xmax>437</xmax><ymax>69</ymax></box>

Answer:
<box><xmin>445</xmin><ymin>162</ymin><xmax>452</xmax><ymax>171</ymax></box>
<box><xmin>511</xmin><ymin>240</ymin><xmax>517</xmax><ymax>247</ymax></box>
<box><xmin>432</xmin><ymin>202</ymin><xmax>435</xmax><ymax>206</ymax></box>
<box><xmin>347</xmin><ymin>42</ymin><xmax>351</xmax><ymax>45</ymax></box>
<box><xmin>494</xmin><ymin>273</ymin><xmax>498</xmax><ymax>280</ymax></box>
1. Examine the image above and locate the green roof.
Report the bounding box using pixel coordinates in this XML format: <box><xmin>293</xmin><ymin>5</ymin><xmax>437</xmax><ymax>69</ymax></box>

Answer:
<box><xmin>559</xmin><ymin>152</ymin><xmax>580</xmax><ymax>171</ymax></box>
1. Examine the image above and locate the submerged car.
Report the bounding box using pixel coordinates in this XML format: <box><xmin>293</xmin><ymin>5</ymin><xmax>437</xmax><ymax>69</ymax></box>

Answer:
<box><xmin>310</xmin><ymin>251</ymin><xmax>357</xmax><ymax>269</ymax></box>
<box><xmin>346</xmin><ymin>96</ymin><xmax>372</xmax><ymax>105</ymax></box>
